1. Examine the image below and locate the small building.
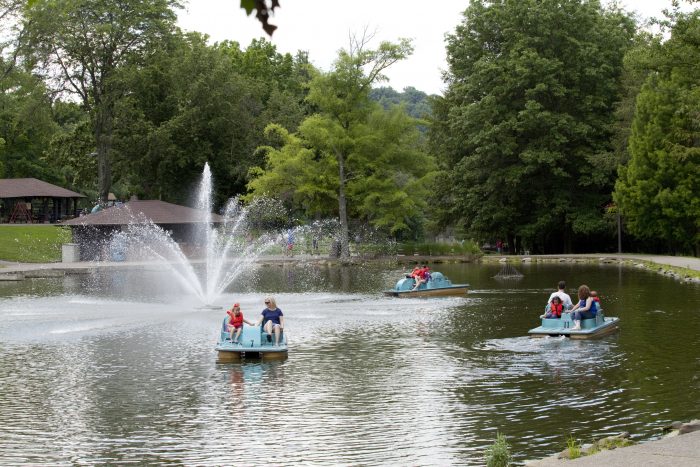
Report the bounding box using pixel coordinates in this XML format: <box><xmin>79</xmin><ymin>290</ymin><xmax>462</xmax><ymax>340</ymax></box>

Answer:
<box><xmin>62</xmin><ymin>199</ymin><xmax>223</xmax><ymax>260</ymax></box>
<box><xmin>0</xmin><ymin>178</ymin><xmax>85</xmax><ymax>223</ymax></box>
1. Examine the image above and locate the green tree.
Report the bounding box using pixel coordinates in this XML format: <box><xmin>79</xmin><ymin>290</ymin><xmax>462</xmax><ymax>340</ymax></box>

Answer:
<box><xmin>431</xmin><ymin>0</ymin><xmax>635</xmax><ymax>253</ymax></box>
<box><xmin>107</xmin><ymin>33</ymin><xmax>312</xmax><ymax>205</ymax></box>
<box><xmin>614</xmin><ymin>10</ymin><xmax>700</xmax><ymax>255</ymax></box>
<box><xmin>248</xmin><ymin>104</ymin><xmax>435</xmax><ymax>239</ymax></box>
<box><xmin>0</xmin><ymin>62</ymin><xmax>58</xmax><ymax>181</ymax></box>
<box><xmin>304</xmin><ymin>34</ymin><xmax>414</xmax><ymax>257</ymax></box>
<box><xmin>24</xmin><ymin>0</ymin><xmax>179</xmax><ymax>202</ymax></box>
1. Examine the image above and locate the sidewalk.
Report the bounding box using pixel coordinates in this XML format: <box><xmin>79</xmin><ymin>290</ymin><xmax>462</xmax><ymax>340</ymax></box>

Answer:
<box><xmin>523</xmin><ymin>253</ymin><xmax>700</xmax><ymax>272</ymax></box>
<box><xmin>527</xmin><ymin>430</ymin><xmax>700</xmax><ymax>466</ymax></box>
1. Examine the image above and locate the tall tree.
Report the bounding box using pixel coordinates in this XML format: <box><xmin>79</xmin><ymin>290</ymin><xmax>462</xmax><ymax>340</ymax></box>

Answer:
<box><xmin>431</xmin><ymin>0</ymin><xmax>635</xmax><ymax>253</ymax></box>
<box><xmin>24</xmin><ymin>0</ymin><xmax>179</xmax><ymax>202</ymax></box>
<box><xmin>247</xmin><ymin>104</ymin><xmax>435</xmax><ymax>238</ymax></box>
<box><xmin>614</xmin><ymin>9</ymin><xmax>700</xmax><ymax>255</ymax></box>
<box><xmin>304</xmin><ymin>33</ymin><xmax>414</xmax><ymax>257</ymax></box>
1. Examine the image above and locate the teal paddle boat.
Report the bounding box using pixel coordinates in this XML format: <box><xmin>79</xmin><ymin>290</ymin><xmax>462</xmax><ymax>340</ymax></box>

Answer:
<box><xmin>528</xmin><ymin>309</ymin><xmax>620</xmax><ymax>339</ymax></box>
<box><xmin>215</xmin><ymin>318</ymin><xmax>287</xmax><ymax>362</ymax></box>
<box><xmin>383</xmin><ymin>271</ymin><xmax>469</xmax><ymax>298</ymax></box>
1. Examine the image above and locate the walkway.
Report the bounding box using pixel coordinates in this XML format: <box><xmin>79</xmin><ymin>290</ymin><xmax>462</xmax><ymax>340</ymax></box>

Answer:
<box><xmin>527</xmin><ymin>430</ymin><xmax>700</xmax><ymax>466</ymax></box>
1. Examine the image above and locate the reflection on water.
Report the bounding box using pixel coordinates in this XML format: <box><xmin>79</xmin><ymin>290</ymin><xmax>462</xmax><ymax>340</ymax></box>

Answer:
<box><xmin>0</xmin><ymin>263</ymin><xmax>699</xmax><ymax>465</ymax></box>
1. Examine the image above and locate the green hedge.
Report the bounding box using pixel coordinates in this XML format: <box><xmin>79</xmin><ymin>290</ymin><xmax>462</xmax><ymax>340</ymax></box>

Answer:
<box><xmin>0</xmin><ymin>226</ymin><xmax>72</xmax><ymax>263</ymax></box>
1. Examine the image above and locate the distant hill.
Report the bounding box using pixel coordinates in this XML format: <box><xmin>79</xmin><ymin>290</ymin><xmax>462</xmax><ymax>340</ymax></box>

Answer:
<box><xmin>370</xmin><ymin>86</ymin><xmax>432</xmax><ymax>119</ymax></box>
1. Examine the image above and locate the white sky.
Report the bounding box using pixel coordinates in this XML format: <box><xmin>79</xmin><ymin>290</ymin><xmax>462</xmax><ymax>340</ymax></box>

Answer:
<box><xmin>177</xmin><ymin>1</ymin><xmax>693</xmax><ymax>96</ymax></box>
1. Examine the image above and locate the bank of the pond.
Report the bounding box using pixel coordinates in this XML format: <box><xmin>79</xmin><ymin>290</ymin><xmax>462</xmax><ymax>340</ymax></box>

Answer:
<box><xmin>1</xmin><ymin>253</ymin><xmax>699</xmax><ymax>283</ymax></box>
<box><xmin>526</xmin><ymin>428</ymin><xmax>700</xmax><ymax>466</ymax></box>
<box><xmin>482</xmin><ymin>253</ymin><xmax>700</xmax><ymax>284</ymax></box>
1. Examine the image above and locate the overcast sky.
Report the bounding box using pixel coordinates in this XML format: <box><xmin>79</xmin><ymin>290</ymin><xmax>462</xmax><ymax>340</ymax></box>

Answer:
<box><xmin>178</xmin><ymin>1</ymin><xmax>693</xmax><ymax>96</ymax></box>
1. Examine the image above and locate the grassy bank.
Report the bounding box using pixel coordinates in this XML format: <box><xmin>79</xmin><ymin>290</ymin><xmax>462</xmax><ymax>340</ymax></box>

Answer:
<box><xmin>0</xmin><ymin>225</ymin><xmax>72</xmax><ymax>263</ymax></box>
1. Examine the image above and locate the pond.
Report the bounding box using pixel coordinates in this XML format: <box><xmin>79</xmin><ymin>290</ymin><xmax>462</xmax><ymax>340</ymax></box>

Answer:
<box><xmin>0</xmin><ymin>261</ymin><xmax>698</xmax><ymax>465</ymax></box>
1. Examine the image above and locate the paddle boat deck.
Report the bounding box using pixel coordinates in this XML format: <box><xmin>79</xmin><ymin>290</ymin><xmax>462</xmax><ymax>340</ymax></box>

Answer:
<box><xmin>383</xmin><ymin>271</ymin><xmax>469</xmax><ymax>298</ymax></box>
<box><xmin>529</xmin><ymin>310</ymin><xmax>620</xmax><ymax>339</ymax></box>
<box><xmin>215</xmin><ymin>318</ymin><xmax>287</xmax><ymax>362</ymax></box>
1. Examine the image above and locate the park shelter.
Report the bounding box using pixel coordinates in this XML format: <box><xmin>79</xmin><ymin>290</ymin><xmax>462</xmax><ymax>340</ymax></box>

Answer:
<box><xmin>62</xmin><ymin>200</ymin><xmax>224</xmax><ymax>260</ymax></box>
<box><xmin>0</xmin><ymin>178</ymin><xmax>85</xmax><ymax>223</ymax></box>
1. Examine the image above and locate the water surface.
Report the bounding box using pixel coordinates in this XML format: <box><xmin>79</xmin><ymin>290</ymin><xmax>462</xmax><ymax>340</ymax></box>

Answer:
<box><xmin>1</xmin><ymin>262</ymin><xmax>698</xmax><ymax>465</ymax></box>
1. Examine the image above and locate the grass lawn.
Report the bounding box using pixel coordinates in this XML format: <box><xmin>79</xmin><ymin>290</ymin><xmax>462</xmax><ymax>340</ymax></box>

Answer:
<box><xmin>0</xmin><ymin>225</ymin><xmax>72</xmax><ymax>263</ymax></box>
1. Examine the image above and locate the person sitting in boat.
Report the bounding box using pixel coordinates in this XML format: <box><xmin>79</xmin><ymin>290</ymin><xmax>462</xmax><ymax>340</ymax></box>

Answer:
<box><xmin>541</xmin><ymin>296</ymin><xmax>564</xmax><ymax>319</ymax></box>
<box><xmin>412</xmin><ymin>265</ymin><xmax>430</xmax><ymax>290</ymax></box>
<box><xmin>570</xmin><ymin>284</ymin><xmax>598</xmax><ymax>330</ymax></box>
<box><xmin>255</xmin><ymin>296</ymin><xmax>285</xmax><ymax>346</ymax></box>
<box><xmin>407</xmin><ymin>265</ymin><xmax>421</xmax><ymax>279</ymax></box>
<box><xmin>226</xmin><ymin>303</ymin><xmax>255</xmax><ymax>344</ymax></box>
<box><xmin>547</xmin><ymin>280</ymin><xmax>573</xmax><ymax>310</ymax></box>
<box><xmin>590</xmin><ymin>290</ymin><xmax>601</xmax><ymax>307</ymax></box>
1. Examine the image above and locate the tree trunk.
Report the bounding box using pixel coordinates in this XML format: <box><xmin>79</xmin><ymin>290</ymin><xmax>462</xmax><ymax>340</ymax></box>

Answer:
<box><xmin>336</xmin><ymin>150</ymin><xmax>350</xmax><ymax>259</ymax></box>
<box><xmin>95</xmin><ymin>103</ymin><xmax>113</xmax><ymax>204</ymax></box>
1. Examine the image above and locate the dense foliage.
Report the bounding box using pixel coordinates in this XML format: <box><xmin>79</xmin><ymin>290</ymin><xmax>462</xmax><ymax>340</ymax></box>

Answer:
<box><xmin>614</xmin><ymin>10</ymin><xmax>700</xmax><ymax>255</ymax></box>
<box><xmin>430</xmin><ymin>0</ymin><xmax>636</xmax><ymax>254</ymax></box>
<box><xmin>0</xmin><ymin>0</ymin><xmax>698</xmax><ymax>255</ymax></box>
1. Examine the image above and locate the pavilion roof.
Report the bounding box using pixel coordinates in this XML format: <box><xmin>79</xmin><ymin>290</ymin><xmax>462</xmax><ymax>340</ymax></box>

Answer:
<box><xmin>0</xmin><ymin>178</ymin><xmax>85</xmax><ymax>198</ymax></box>
<box><xmin>62</xmin><ymin>200</ymin><xmax>223</xmax><ymax>226</ymax></box>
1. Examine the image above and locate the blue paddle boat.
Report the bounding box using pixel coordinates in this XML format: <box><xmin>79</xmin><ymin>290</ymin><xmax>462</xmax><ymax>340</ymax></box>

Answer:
<box><xmin>215</xmin><ymin>318</ymin><xmax>288</xmax><ymax>362</ymax></box>
<box><xmin>383</xmin><ymin>271</ymin><xmax>469</xmax><ymax>297</ymax></box>
<box><xmin>528</xmin><ymin>309</ymin><xmax>620</xmax><ymax>339</ymax></box>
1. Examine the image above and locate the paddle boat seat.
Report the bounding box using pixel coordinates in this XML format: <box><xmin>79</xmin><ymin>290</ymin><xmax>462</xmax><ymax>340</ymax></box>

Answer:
<box><xmin>530</xmin><ymin>307</ymin><xmax>619</xmax><ymax>339</ymax></box>
<box><xmin>539</xmin><ymin>309</ymin><xmax>606</xmax><ymax>330</ymax></box>
<box><xmin>219</xmin><ymin>318</ymin><xmax>285</xmax><ymax>347</ymax></box>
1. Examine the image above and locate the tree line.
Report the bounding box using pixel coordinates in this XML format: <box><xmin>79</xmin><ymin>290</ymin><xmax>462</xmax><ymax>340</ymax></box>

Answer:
<box><xmin>0</xmin><ymin>0</ymin><xmax>697</xmax><ymax>257</ymax></box>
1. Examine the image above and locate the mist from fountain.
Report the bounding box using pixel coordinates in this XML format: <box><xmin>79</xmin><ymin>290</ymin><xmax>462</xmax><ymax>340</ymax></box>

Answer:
<box><xmin>109</xmin><ymin>163</ymin><xmax>285</xmax><ymax>306</ymax></box>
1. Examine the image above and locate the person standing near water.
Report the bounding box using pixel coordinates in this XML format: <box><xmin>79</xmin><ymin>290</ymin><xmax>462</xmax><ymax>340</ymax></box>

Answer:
<box><xmin>256</xmin><ymin>296</ymin><xmax>285</xmax><ymax>346</ymax></box>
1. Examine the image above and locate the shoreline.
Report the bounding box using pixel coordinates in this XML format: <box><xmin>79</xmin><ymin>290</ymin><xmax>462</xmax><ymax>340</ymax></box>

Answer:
<box><xmin>1</xmin><ymin>253</ymin><xmax>700</xmax><ymax>282</ymax></box>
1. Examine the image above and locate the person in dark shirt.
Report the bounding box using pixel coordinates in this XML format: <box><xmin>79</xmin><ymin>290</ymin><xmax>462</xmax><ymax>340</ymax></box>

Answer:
<box><xmin>255</xmin><ymin>296</ymin><xmax>285</xmax><ymax>346</ymax></box>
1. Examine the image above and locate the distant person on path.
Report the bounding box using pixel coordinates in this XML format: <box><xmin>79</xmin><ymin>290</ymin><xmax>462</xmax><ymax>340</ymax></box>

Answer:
<box><xmin>256</xmin><ymin>296</ymin><xmax>285</xmax><ymax>346</ymax></box>
<box><xmin>496</xmin><ymin>239</ymin><xmax>503</xmax><ymax>254</ymax></box>
<box><xmin>570</xmin><ymin>285</ymin><xmax>598</xmax><ymax>330</ymax></box>
<box><xmin>312</xmin><ymin>234</ymin><xmax>319</xmax><ymax>254</ymax></box>
<box><xmin>285</xmin><ymin>229</ymin><xmax>294</xmax><ymax>257</ymax></box>
<box><xmin>226</xmin><ymin>303</ymin><xmax>254</xmax><ymax>344</ymax></box>
<box><xmin>547</xmin><ymin>281</ymin><xmax>573</xmax><ymax>310</ymax></box>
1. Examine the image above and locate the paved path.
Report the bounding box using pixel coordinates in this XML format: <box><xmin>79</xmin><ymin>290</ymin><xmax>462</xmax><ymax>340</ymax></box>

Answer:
<box><xmin>519</xmin><ymin>253</ymin><xmax>700</xmax><ymax>272</ymax></box>
<box><xmin>527</xmin><ymin>430</ymin><xmax>700</xmax><ymax>466</ymax></box>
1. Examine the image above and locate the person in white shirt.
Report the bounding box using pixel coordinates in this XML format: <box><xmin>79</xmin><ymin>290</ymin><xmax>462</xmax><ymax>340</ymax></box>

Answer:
<box><xmin>547</xmin><ymin>280</ymin><xmax>573</xmax><ymax>310</ymax></box>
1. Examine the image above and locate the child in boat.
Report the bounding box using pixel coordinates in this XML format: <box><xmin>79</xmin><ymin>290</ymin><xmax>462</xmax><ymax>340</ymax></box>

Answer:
<box><xmin>411</xmin><ymin>265</ymin><xmax>430</xmax><ymax>290</ymax></box>
<box><xmin>541</xmin><ymin>296</ymin><xmax>564</xmax><ymax>319</ymax></box>
<box><xmin>591</xmin><ymin>290</ymin><xmax>601</xmax><ymax>307</ymax></box>
<box><xmin>226</xmin><ymin>303</ymin><xmax>254</xmax><ymax>344</ymax></box>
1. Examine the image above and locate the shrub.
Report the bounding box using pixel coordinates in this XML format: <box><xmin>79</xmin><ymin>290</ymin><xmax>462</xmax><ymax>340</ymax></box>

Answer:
<box><xmin>567</xmin><ymin>435</ymin><xmax>582</xmax><ymax>459</ymax></box>
<box><xmin>484</xmin><ymin>432</ymin><xmax>512</xmax><ymax>467</ymax></box>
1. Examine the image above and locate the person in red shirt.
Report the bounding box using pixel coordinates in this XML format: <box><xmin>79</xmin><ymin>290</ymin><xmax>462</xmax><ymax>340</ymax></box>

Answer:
<box><xmin>226</xmin><ymin>303</ymin><xmax>254</xmax><ymax>344</ymax></box>
<box><xmin>412</xmin><ymin>265</ymin><xmax>430</xmax><ymax>290</ymax></box>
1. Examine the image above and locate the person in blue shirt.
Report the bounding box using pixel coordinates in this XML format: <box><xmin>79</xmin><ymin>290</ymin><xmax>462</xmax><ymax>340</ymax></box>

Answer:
<box><xmin>255</xmin><ymin>296</ymin><xmax>285</xmax><ymax>346</ymax></box>
<box><xmin>570</xmin><ymin>284</ymin><xmax>598</xmax><ymax>330</ymax></box>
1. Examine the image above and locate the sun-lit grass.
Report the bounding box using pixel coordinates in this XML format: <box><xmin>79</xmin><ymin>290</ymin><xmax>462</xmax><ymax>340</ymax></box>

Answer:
<box><xmin>0</xmin><ymin>225</ymin><xmax>72</xmax><ymax>263</ymax></box>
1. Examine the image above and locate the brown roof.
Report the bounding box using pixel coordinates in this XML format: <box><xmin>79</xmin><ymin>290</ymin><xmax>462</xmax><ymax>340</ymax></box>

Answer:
<box><xmin>0</xmin><ymin>178</ymin><xmax>85</xmax><ymax>198</ymax></box>
<box><xmin>62</xmin><ymin>200</ymin><xmax>224</xmax><ymax>226</ymax></box>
